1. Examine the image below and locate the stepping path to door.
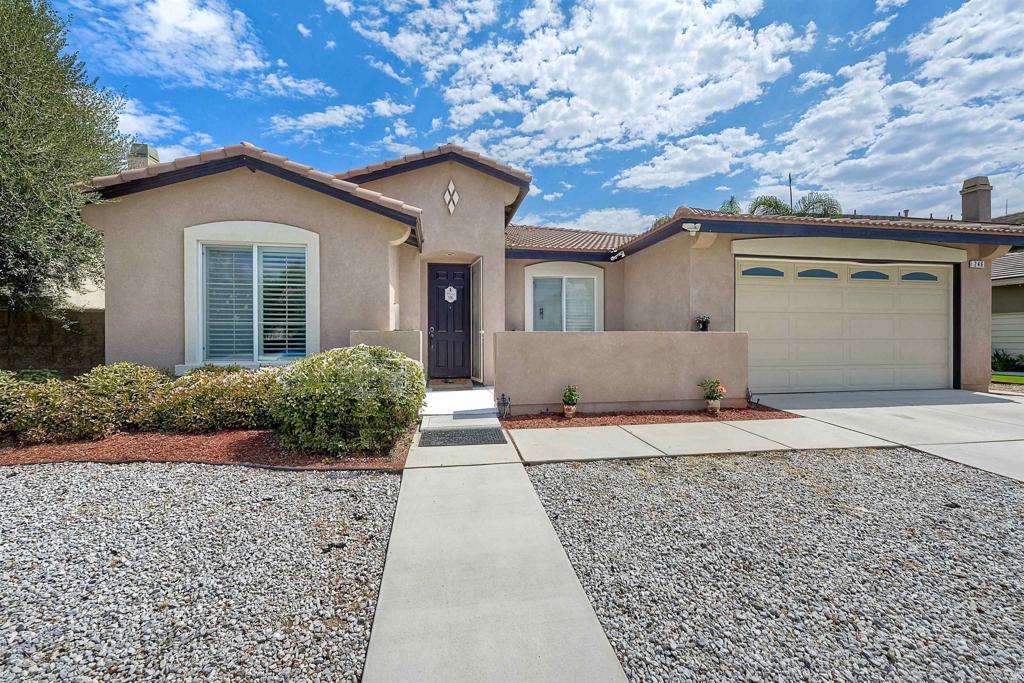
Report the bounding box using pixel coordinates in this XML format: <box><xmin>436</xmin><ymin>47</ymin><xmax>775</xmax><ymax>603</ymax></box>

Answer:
<box><xmin>363</xmin><ymin>409</ymin><xmax>627</xmax><ymax>682</ymax></box>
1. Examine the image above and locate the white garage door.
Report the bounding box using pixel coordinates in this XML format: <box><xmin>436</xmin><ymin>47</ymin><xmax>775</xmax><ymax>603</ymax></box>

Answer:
<box><xmin>736</xmin><ymin>258</ymin><xmax>952</xmax><ymax>393</ymax></box>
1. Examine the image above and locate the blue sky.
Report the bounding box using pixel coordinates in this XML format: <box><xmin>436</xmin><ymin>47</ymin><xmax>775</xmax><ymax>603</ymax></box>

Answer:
<box><xmin>60</xmin><ymin>0</ymin><xmax>1024</xmax><ymax>233</ymax></box>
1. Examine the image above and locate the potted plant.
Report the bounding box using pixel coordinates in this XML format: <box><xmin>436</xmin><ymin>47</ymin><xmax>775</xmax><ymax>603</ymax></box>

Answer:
<box><xmin>562</xmin><ymin>384</ymin><xmax>580</xmax><ymax>418</ymax></box>
<box><xmin>695</xmin><ymin>314</ymin><xmax>710</xmax><ymax>331</ymax></box>
<box><xmin>698</xmin><ymin>378</ymin><xmax>726</xmax><ymax>414</ymax></box>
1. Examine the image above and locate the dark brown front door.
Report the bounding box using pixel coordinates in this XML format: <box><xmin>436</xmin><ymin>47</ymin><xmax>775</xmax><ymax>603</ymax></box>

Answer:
<box><xmin>428</xmin><ymin>264</ymin><xmax>471</xmax><ymax>378</ymax></box>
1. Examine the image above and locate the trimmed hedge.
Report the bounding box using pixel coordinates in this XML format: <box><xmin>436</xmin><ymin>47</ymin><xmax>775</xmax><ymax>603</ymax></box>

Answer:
<box><xmin>272</xmin><ymin>346</ymin><xmax>426</xmax><ymax>455</ymax></box>
<box><xmin>0</xmin><ymin>370</ymin><xmax>23</xmax><ymax>437</ymax></box>
<box><xmin>141</xmin><ymin>368</ymin><xmax>282</xmax><ymax>433</ymax></box>
<box><xmin>78</xmin><ymin>363</ymin><xmax>170</xmax><ymax>431</ymax></box>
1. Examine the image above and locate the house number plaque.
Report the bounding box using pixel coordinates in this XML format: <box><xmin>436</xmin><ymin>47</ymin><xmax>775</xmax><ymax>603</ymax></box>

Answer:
<box><xmin>444</xmin><ymin>286</ymin><xmax>457</xmax><ymax>303</ymax></box>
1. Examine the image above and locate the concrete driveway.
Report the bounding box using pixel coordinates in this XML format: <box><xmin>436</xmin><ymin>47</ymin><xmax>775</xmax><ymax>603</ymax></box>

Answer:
<box><xmin>758</xmin><ymin>390</ymin><xmax>1024</xmax><ymax>481</ymax></box>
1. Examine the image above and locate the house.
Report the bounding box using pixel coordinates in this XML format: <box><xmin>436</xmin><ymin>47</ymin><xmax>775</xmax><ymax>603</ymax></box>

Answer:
<box><xmin>990</xmin><ymin>209</ymin><xmax>1024</xmax><ymax>356</ymax></box>
<box><xmin>81</xmin><ymin>144</ymin><xmax>1024</xmax><ymax>413</ymax></box>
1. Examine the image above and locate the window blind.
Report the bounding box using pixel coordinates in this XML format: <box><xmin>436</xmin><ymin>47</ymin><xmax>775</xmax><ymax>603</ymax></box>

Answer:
<box><xmin>532</xmin><ymin>277</ymin><xmax>564</xmax><ymax>331</ymax></box>
<box><xmin>564</xmin><ymin>277</ymin><xmax>596</xmax><ymax>331</ymax></box>
<box><xmin>204</xmin><ymin>246</ymin><xmax>254</xmax><ymax>361</ymax></box>
<box><xmin>258</xmin><ymin>246</ymin><xmax>306</xmax><ymax>361</ymax></box>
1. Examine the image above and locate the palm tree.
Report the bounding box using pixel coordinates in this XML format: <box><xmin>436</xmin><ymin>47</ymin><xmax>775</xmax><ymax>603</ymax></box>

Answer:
<box><xmin>719</xmin><ymin>196</ymin><xmax>742</xmax><ymax>214</ymax></box>
<box><xmin>747</xmin><ymin>191</ymin><xmax>842</xmax><ymax>217</ymax></box>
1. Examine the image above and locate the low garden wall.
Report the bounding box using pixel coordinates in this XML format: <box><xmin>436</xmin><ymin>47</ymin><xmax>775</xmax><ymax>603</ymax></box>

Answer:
<box><xmin>494</xmin><ymin>331</ymin><xmax>749</xmax><ymax>415</ymax></box>
<box><xmin>349</xmin><ymin>330</ymin><xmax>423</xmax><ymax>363</ymax></box>
<box><xmin>1</xmin><ymin>309</ymin><xmax>104</xmax><ymax>378</ymax></box>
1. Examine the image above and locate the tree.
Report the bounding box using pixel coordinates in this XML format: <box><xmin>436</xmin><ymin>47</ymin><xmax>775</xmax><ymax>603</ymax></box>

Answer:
<box><xmin>0</xmin><ymin>0</ymin><xmax>129</xmax><ymax>321</ymax></box>
<box><xmin>719</xmin><ymin>196</ymin><xmax>741</xmax><ymax>214</ymax></box>
<box><xmin>748</xmin><ymin>191</ymin><xmax>842</xmax><ymax>217</ymax></box>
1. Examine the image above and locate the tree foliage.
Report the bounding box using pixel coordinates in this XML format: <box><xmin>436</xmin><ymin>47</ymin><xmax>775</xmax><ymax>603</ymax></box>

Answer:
<box><xmin>719</xmin><ymin>196</ymin><xmax>742</xmax><ymax>214</ymax></box>
<box><xmin>747</xmin><ymin>191</ymin><xmax>842</xmax><ymax>217</ymax></box>
<box><xmin>747</xmin><ymin>195</ymin><xmax>792</xmax><ymax>215</ymax></box>
<box><xmin>0</xmin><ymin>0</ymin><xmax>129</xmax><ymax>320</ymax></box>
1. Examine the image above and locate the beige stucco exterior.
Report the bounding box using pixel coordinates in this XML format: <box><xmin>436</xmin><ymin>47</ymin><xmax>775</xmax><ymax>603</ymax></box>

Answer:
<box><xmin>82</xmin><ymin>151</ymin><xmax>1006</xmax><ymax>399</ymax></box>
<box><xmin>82</xmin><ymin>168</ymin><xmax>406</xmax><ymax>371</ymax></box>
<box><xmin>494</xmin><ymin>331</ymin><xmax>748</xmax><ymax>414</ymax></box>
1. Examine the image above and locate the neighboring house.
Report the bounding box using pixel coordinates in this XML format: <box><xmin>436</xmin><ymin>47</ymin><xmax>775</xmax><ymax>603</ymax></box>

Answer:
<box><xmin>991</xmin><ymin>209</ymin><xmax>1024</xmax><ymax>356</ymax></box>
<box><xmin>81</xmin><ymin>146</ymin><xmax>1024</xmax><ymax>411</ymax></box>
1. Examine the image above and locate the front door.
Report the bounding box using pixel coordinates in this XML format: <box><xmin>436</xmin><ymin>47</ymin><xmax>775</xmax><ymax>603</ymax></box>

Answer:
<box><xmin>428</xmin><ymin>264</ymin><xmax>471</xmax><ymax>378</ymax></box>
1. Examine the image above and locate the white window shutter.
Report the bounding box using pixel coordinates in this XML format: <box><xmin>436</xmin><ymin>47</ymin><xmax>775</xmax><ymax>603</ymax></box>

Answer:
<box><xmin>258</xmin><ymin>247</ymin><xmax>307</xmax><ymax>361</ymax></box>
<box><xmin>204</xmin><ymin>245</ymin><xmax>255</xmax><ymax>360</ymax></box>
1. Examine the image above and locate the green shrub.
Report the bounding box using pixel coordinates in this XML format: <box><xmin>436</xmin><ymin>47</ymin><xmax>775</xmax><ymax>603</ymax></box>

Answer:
<box><xmin>15</xmin><ymin>368</ymin><xmax>61</xmax><ymax>383</ymax></box>
<box><xmin>0</xmin><ymin>370</ymin><xmax>24</xmax><ymax>437</ymax></box>
<box><xmin>76</xmin><ymin>363</ymin><xmax>170</xmax><ymax>431</ymax></box>
<box><xmin>142</xmin><ymin>368</ymin><xmax>281</xmax><ymax>432</ymax></box>
<box><xmin>9</xmin><ymin>379</ymin><xmax>108</xmax><ymax>444</ymax></box>
<box><xmin>272</xmin><ymin>346</ymin><xmax>425</xmax><ymax>455</ymax></box>
<box><xmin>992</xmin><ymin>349</ymin><xmax>1024</xmax><ymax>372</ymax></box>
<box><xmin>186</xmin><ymin>363</ymin><xmax>246</xmax><ymax>375</ymax></box>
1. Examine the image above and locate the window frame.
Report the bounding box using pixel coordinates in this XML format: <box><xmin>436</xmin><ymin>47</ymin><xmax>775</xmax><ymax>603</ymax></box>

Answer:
<box><xmin>180</xmin><ymin>221</ymin><xmax>320</xmax><ymax>375</ymax></box>
<box><xmin>524</xmin><ymin>261</ymin><xmax>604</xmax><ymax>332</ymax></box>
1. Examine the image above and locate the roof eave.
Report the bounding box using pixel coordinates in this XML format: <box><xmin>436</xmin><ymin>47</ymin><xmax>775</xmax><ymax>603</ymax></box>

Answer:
<box><xmin>88</xmin><ymin>154</ymin><xmax>423</xmax><ymax>248</ymax></box>
<box><xmin>505</xmin><ymin>247</ymin><xmax>614</xmax><ymax>262</ymax></box>
<box><xmin>622</xmin><ymin>216</ymin><xmax>1024</xmax><ymax>256</ymax></box>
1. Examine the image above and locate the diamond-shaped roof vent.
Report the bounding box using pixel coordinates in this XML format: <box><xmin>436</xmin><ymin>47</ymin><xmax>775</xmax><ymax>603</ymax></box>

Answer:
<box><xmin>443</xmin><ymin>179</ymin><xmax>460</xmax><ymax>215</ymax></box>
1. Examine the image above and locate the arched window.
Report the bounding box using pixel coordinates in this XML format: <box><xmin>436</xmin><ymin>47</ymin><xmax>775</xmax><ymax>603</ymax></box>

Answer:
<box><xmin>902</xmin><ymin>271</ymin><xmax>939</xmax><ymax>282</ymax></box>
<box><xmin>741</xmin><ymin>266</ymin><xmax>785</xmax><ymax>277</ymax></box>
<box><xmin>851</xmin><ymin>270</ymin><xmax>890</xmax><ymax>281</ymax></box>
<box><xmin>797</xmin><ymin>268</ymin><xmax>839</xmax><ymax>279</ymax></box>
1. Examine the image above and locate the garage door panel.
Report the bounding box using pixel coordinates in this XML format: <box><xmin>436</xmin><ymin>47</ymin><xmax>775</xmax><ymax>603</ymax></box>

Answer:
<box><xmin>849</xmin><ymin>341</ymin><xmax>897</xmax><ymax>362</ymax></box>
<box><xmin>847</xmin><ymin>291</ymin><xmax>896</xmax><ymax>311</ymax></box>
<box><xmin>791</xmin><ymin>289</ymin><xmax>844</xmax><ymax>310</ymax></box>
<box><xmin>848</xmin><ymin>316</ymin><xmax>897</xmax><ymax>339</ymax></box>
<box><xmin>793</xmin><ymin>315</ymin><xmax>844</xmax><ymax>338</ymax></box>
<box><xmin>793</xmin><ymin>342</ymin><xmax>845</xmax><ymax>363</ymax></box>
<box><xmin>737</xmin><ymin>258</ymin><xmax>951</xmax><ymax>393</ymax></box>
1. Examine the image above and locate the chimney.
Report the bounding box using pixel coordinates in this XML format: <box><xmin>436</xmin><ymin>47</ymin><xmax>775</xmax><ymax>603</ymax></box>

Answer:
<box><xmin>960</xmin><ymin>176</ymin><xmax>992</xmax><ymax>222</ymax></box>
<box><xmin>127</xmin><ymin>143</ymin><xmax>160</xmax><ymax>170</ymax></box>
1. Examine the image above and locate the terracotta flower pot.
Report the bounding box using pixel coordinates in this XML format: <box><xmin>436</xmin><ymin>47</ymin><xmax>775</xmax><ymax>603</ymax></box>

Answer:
<box><xmin>563</xmin><ymin>404</ymin><xmax>577</xmax><ymax>418</ymax></box>
<box><xmin>705</xmin><ymin>399</ymin><xmax>721</xmax><ymax>415</ymax></box>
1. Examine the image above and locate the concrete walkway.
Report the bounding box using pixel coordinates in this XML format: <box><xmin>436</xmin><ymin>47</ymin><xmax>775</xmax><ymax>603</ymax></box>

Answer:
<box><xmin>363</xmin><ymin>461</ymin><xmax>626</xmax><ymax>682</ymax></box>
<box><xmin>507</xmin><ymin>417</ymin><xmax>892</xmax><ymax>464</ymax></box>
<box><xmin>758</xmin><ymin>390</ymin><xmax>1024</xmax><ymax>482</ymax></box>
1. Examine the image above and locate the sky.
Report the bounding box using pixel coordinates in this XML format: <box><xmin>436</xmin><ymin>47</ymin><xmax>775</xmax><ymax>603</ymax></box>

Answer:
<box><xmin>59</xmin><ymin>0</ymin><xmax>1024</xmax><ymax>233</ymax></box>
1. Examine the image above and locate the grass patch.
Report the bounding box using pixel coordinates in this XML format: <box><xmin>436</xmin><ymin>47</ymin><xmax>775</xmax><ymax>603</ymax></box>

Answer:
<box><xmin>992</xmin><ymin>374</ymin><xmax>1024</xmax><ymax>384</ymax></box>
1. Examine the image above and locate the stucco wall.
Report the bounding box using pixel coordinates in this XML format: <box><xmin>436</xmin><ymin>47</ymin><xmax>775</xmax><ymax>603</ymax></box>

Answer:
<box><xmin>82</xmin><ymin>168</ymin><xmax>407</xmax><ymax>370</ymax></box>
<box><xmin>350</xmin><ymin>329</ymin><xmax>423</xmax><ymax>362</ymax></box>
<box><xmin>623</xmin><ymin>232</ymin><xmax>692</xmax><ymax>330</ymax></box>
<box><xmin>494</xmin><ymin>331</ymin><xmax>748</xmax><ymax>414</ymax></box>
<box><xmin>993</xmin><ymin>283</ymin><xmax>1024</xmax><ymax>314</ymax></box>
<box><xmin>360</xmin><ymin>161</ymin><xmax>518</xmax><ymax>384</ymax></box>
<box><xmin>505</xmin><ymin>258</ymin><xmax>624</xmax><ymax>330</ymax></box>
<box><xmin>960</xmin><ymin>244</ymin><xmax>993</xmax><ymax>391</ymax></box>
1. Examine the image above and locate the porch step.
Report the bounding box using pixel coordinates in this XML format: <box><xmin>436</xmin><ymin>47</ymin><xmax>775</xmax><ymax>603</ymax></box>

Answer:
<box><xmin>420</xmin><ymin>413</ymin><xmax>500</xmax><ymax>432</ymax></box>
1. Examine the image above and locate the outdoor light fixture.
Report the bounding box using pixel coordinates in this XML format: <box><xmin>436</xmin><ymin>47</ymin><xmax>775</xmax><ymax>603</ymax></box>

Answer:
<box><xmin>610</xmin><ymin>250</ymin><xmax>626</xmax><ymax>262</ymax></box>
<box><xmin>683</xmin><ymin>222</ymin><xmax>702</xmax><ymax>236</ymax></box>
<box><xmin>497</xmin><ymin>393</ymin><xmax>512</xmax><ymax>418</ymax></box>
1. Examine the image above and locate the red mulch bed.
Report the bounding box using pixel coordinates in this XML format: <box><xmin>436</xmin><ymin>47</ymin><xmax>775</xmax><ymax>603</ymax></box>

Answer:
<box><xmin>0</xmin><ymin>426</ymin><xmax>414</xmax><ymax>471</ymax></box>
<box><xmin>501</xmin><ymin>403</ymin><xmax>798</xmax><ymax>429</ymax></box>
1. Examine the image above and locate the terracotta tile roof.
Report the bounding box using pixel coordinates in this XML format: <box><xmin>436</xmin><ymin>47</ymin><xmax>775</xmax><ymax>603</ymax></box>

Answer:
<box><xmin>993</xmin><ymin>251</ymin><xmax>1024</xmax><ymax>280</ymax></box>
<box><xmin>87</xmin><ymin>141</ymin><xmax>423</xmax><ymax>225</ymax></box>
<box><xmin>994</xmin><ymin>211</ymin><xmax>1024</xmax><ymax>225</ymax></box>
<box><xmin>505</xmin><ymin>224</ymin><xmax>633</xmax><ymax>252</ymax></box>
<box><xmin>335</xmin><ymin>142</ymin><xmax>532</xmax><ymax>185</ymax></box>
<box><xmin>621</xmin><ymin>205</ymin><xmax>1024</xmax><ymax>252</ymax></box>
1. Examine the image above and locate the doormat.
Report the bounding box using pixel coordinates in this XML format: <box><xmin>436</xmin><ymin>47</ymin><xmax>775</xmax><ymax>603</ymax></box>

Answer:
<box><xmin>419</xmin><ymin>428</ymin><xmax>507</xmax><ymax>447</ymax></box>
<box><xmin>428</xmin><ymin>378</ymin><xmax>473</xmax><ymax>387</ymax></box>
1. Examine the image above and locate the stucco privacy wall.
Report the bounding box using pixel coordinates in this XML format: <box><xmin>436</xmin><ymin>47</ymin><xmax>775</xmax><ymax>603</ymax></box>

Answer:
<box><xmin>82</xmin><ymin>168</ymin><xmax>407</xmax><ymax>370</ymax></box>
<box><xmin>359</xmin><ymin>161</ymin><xmax>519</xmax><ymax>385</ymax></box>
<box><xmin>494</xmin><ymin>331</ymin><xmax>748</xmax><ymax>414</ymax></box>
<box><xmin>505</xmin><ymin>259</ymin><xmax>625</xmax><ymax>330</ymax></box>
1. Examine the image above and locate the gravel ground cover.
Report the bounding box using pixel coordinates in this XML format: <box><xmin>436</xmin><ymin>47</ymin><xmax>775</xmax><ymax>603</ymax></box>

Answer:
<box><xmin>0</xmin><ymin>462</ymin><xmax>400</xmax><ymax>682</ymax></box>
<box><xmin>529</xmin><ymin>448</ymin><xmax>1024</xmax><ymax>682</ymax></box>
<box><xmin>991</xmin><ymin>382</ymin><xmax>1024</xmax><ymax>395</ymax></box>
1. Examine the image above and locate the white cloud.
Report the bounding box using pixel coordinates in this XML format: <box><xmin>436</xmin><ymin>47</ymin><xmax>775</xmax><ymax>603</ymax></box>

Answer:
<box><xmin>379</xmin><ymin>135</ymin><xmax>420</xmax><ymax>155</ymax></box>
<box><xmin>371</xmin><ymin>98</ymin><xmax>414</xmax><ymax>117</ymax></box>
<box><xmin>118</xmin><ymin>98</ymin><xmax>186</xmax><ymax>139</ymax></box>
<box><xmin>793</xmin><ymin>69</ymin><xmax>832</xmax><ymax>93</ymax></box>
<box><xmin>182</xmin><ymin>131</ymin><xmax>215</xmax><ymax>146</ymax></box>
<box><xmin>746</xmin><ymin>0</ymin><xmax>1024</xmax><ymax>217</ymax></box>
<box><xmin>71</xmin><ymin>0</ymin><xmax>267</xmax><ymax>88</ymax></box>
<box><xmin>297</xmin><ymin>22</ymin><xmax>312</xmax><ymax>38</ymax></box>
<box><xmin>351</xmin><ymin>0</ymin><xmax>815</xmax><ymax>167</ymax></box>
<box><xmin>366</xmin><ymin>57</ymin><xmax>412</xmax><ymax>85</ymax></box>
<box><xmin>850</xmin><ymin>15</ymin><xmax>896</xmax><ymax>46</ymax></box>
<box><xmin>154</xmin><ymin>143</ymin><xmax>197</xmax><ymax>161</ymax></box>
<box><xmin>391</xmin><ymin>118</ymin><xmax>415</xmax><ymax>138</ymax></box>
<box><xmin>270</xmin><ymin>104</ymin><xmax>367</xmax><ymax>138</ymax></box>
<box><xmin>325</xmin><ymin>40</ymin><xmax>336</xmax><ymax>49</ymax></box>
<box><xmin>530</xmin><ymin>207</ymin><xmax>659</xmax><ymax>234</ymax></box>
<box><xmin>260</xmin><ymin>72</ymin><xmax>337</xmax><ymax>98</ymax></box>
<box><xmin>875</xmin><ymin>0</ymin><xmax>908</xmax><ymax>12</ymax></box>
<box><xmin>324</xmin><ymin>0</ymin><xmax>352</xmax><ymax>15</ymax></box>
<box><xmin>542</xmin><ymin>192</ymin><xmax>562</xmax><ymax>201</ymax></box>
<box><xmin>559</xmin><ymin>181</ymin><xmax>573</xmax><ymax>190</ymax></box>
<box><xmin>276</xmin><ymin>58</ymin><xmax>288</xmax><ymax>68</ymax></box>
<box><xmin>615</xmin><ymin>128</ymin><xmax>762</xmax><ymax>190</ymax></box>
